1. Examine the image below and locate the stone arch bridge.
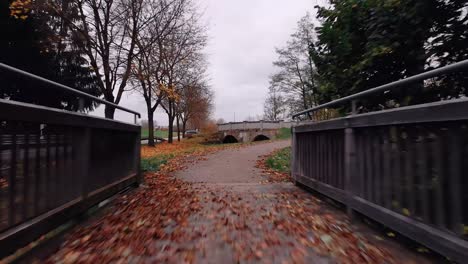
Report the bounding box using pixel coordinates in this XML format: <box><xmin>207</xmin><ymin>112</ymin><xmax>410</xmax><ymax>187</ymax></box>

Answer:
<box><xmin>217</xmin><ymin>121</ymin><xmax>292</xmax><ymax>143</ymax></box>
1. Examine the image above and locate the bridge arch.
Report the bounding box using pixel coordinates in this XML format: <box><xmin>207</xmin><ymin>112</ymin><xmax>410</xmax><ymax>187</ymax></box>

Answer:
<box><xmin>223</xmin><ymin>135</ymin><xmax>239</xmax><ymax>143</ymax></box>
<box><xmin>253</xmin><ymin>134</ymin><xmax>270</xmax><ymax>142</ymax></box>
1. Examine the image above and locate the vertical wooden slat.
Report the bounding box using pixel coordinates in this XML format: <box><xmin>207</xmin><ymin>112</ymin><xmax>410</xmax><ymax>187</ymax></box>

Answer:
<box><xmin>406</xmin><ymin>128</ymin><xmax>416</xmax><ymax>218</ymax></box>
<box><xmin>448</xmin><ymin>127</ymin><xmax>462</xmax><ymax>235</ymax></box>
<box><xmin>8</xmin><ymin>124</ymin><xmax>17</xmax><ymax>226</ymax></box>
<box><xmin>299</xmin><ymin>134</ymin><xmax>304</xmax><ymax>178</ymax></box>
<box><xmin>306</xmin><ymin>134</ymin><xmax>311</xmax><ymax>178</ymax></box>
<box><xmin>418</xmin><ymin>128</ymin><xmax>429</xmax><ymax>222</ymax></box>
<box><xmin>383</xmin><ymin>128</ymin><xmax>391</xmax><ymax>209</ymax></box>
<box><xmin>0</xmin><ymin>122</ymin><xmax>3</xmax><ymax>228</ymax></box>
<box><xmin>318</xmin><ymin>133</ymin><xmax>322</xmax><ymax>182</ymax></box>
<box><xmin>34</xmin><ymin>130</ymin><xmax>41</xmax><ymax>215</ymax></box>
<box><xmin>45</xmin><ymin>132</ymin><xmax>50</xmax><ymax>209</ymax></box>
<box><xmin>393</xmin><ymin>127</ymin><xmax>402</xmax><ymax>212</ymax></box>
<box><xmin>365</xmin><ymin>131</ymin><xmax>373</xmax><ymax>202</ymax></box>
<box><xmin>62</xmin><ymin>133</ymin><xmax>69</xmax><ymax>202</ymax></box>
<box><xmin>315</xmin><ymin>135</ymin><xmax>319</xmax><ymax>181</ymax></box>
<box><xmin>330</xmin><ymin>133</ymin><xmax>335</xmax><ymax>185</ymax></box>
<box><xmin>344</xmin><ymin>127</ymin><xmax>356</xmax><ymax>216</ymax></box>
<box><xmin>373</xmin><ymin>129</ymin><xmax>382</xmax><ymax>205</ymax></box>
<box><xmin>325</xmin><ymin>134</ymin><xmax>330</xmax><ymax>184</ymax></box>
<box><xmin>433</xmin><ymin>130</ymin><xmax>444</xmax><ymax>228</ymax></box>
<box><xmin>54</xmin><ymin>133</ymin><xmax>60</xmax><ymax>207</ymax></box>
<box><xmin>357</xmin><ymin>132</ymin><xmax>365</xmax><ymax>197</ymax></box>
<box><xmin>338</xmin><ymin>134</ymin><xmax>344</xmax><ymax>189</ymax></box>
<box><xmin>22</xmin><ymin>129</ymin><xmax>30</xmax><ymax>219</ymax></box>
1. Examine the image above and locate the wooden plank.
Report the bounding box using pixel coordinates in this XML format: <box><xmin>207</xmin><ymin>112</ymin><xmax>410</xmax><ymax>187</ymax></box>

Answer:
<box><xmin>296</xmin><ymin>174</ymin><xmax>347</xmax><ymax>204</ymax></box>
<box><xmin>383</xmin><ymin>128</ymin><xmax>391</xmax><ymax>209</ymax></box>
<box><xmin>8</xmin><ymin>125</ymin><xmax>17</xmax><ymax>226</ymax></box>
<box><xmin>365</xmin><ymin>131</ymin><xmax>373</xmax><ymax>202</ymax></box>
<box><xmin>54</xmin><ymin>134</ymin><xmax>60</xmax><ymax>208</ymax></box>
<box><xmin>373</xmin><ymin>129</ymin><xmax>382</xmax><ymax>205</ymax></box>
<box><xmin>357</xmin><ymin>132</ymin><xmax>365</xmax><ymax>197</ymax></box>
<box><xmin>448</xmin><ymin>127</ymin><xmax>462</xmax><ymax>235</ymax></box>
<box><xmin>418</xmin><ymin>127</ymin><xmax>429</xmax><ymax>222</ymax></box>
<box><xmin>22</xmin><ymin>130</ymin><xmax>30</xmax><ymax>219</ymax></box>
<box><xmin>0</xmin><ymin>173</ymin><xmax>138</xmax><ymax>259</ymax></box>
<box><xmin>313</xmin><ymin>135</ymin><xmax>318</xmax><ymax>180</ymax></box>
<box><xmin>330</xmin><ymin>133</ymin><xmax>335</xmax><ymax>186</ymax></box>
<box><xmin>350</xmin><ymin>196</ymin><xmax>468</xmax><ymax>264</ymax></box>
<box><xmin>0</xmin><ymin>99</ymin><xmax>139</xmax><ymax>132</ymax></box>
<box><xmin>406</xmin><ymin>128</ymin><xmax>416</xmax><ymax>218</ymax></box>
<box><xmin>45</xmin><ymin>133</ymin><xmax>51</xmax><ymax>210</ymax></box>
<box><xmin>318</xmin><ymin>133</ymin><xmax>322</xmax><ymax>182</ymax></box>
<box><xmin>326</xmin><ymin>134</ymin><xmax>331</xmax><ymax>184</ymax></box>
<box><xmin>344</xmin><ymin>127</ymin><xmax>356</xmax><ymax>215</ymax></box>
<box><xmin>306</xmin><ymin>135</ymin><xmax>311</xmax><ymax>178</ymax></box>
<box><xmin>338</xmin><ymin>134</ymin><xmax>345</xmax><ymax>189</ymax></box>
<box><xmin>33</xmin><ymin>132</ymin><xmax>40</xmax><ymax>216</ymax></box>
<box><xmin>433</xmin><ymin>129</ymin><xmax>444</xmax><ymax>228</ymax></box>
<box><xmin>393</xmin><ymin>127</ymin><xmax>402</xmax><ymax>212</ymax></box>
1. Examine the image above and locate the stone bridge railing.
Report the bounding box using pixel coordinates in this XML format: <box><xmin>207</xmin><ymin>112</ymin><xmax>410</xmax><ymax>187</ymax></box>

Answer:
<box><xmin>218</xmin><ymin>120</ymin><xmax>292</xmax><ymax>131</ymax></box>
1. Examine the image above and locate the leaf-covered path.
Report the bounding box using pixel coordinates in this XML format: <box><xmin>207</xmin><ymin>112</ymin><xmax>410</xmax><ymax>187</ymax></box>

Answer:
<box><xmin>47</xmin><ymin>140</ymin><xmax>430</xmax><ymax>263</ymax></box>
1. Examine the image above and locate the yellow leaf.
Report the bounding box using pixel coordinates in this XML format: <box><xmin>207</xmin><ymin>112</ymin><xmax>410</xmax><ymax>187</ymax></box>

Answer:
<box><xmin>402</xmin><ymin>208</ymin><xmax>410</xmax><ymax>216</ymax></box>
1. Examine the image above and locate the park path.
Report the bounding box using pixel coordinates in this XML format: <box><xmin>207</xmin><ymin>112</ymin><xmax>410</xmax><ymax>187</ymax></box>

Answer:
<box><xmin>172</xmin><ymin>140</ymin><xmax>428</xmax><ymax>264</ymax></box>
<box><xmin>46</xmin><ymin>140</ymin><xmax>432</xmax><ymax>264</ymax></box>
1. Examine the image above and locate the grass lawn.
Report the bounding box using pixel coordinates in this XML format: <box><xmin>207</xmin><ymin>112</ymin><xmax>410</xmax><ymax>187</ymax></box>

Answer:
<box><xmin>275</xmin><ymin>127</ymin><xmax>291</xmax><ymax>140</ymax></box>
<box><xmin>140</xmin><ymin>154</ymin><xmax>174</xmax><ymax>172</ymax></box>
<box><xmin>140</xmin><ymin>137</ymin><xmax>242</xmax><ymax>172</ymax></box>
<box><xmin>141</xmin><ymin>129</ymin><xmax>169</xmax><ymax>139</ymax></box>
<box><xmin>265</xmin><ymin>146</ymin><xmax>291</xmax><ymax>173</ymax></box>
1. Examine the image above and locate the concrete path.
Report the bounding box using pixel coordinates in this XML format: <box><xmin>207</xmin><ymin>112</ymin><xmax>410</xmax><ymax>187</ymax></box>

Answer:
<box><xmin>177</xmin><ymin>140</ymin><xmax>290</xmax><ymax>183</ymax></box>
<box><xmin>173</xmin><ymin>140</ymin><xmax>430</xmax><ymax>264</ymax></box>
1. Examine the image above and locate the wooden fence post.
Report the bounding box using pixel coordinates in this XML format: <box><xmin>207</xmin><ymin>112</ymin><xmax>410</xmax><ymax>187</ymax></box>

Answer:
<box><xmin>344</xmin><ymin>124</ymin><xmax>357</xmax><ymax>217</ymax></box>
<box><xmin>291</xmin><ymin>126</ymin><xmax>297</xmax><ymax>184</ymax></box>
<box><xmin>134</xmin><ymin>132</ymin><xmax>142</xmax><ymax>185</ymax></box>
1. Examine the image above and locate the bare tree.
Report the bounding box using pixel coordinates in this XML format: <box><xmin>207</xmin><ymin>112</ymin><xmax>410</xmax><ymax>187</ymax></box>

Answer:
<box><xmin>158</xmin><ymin>2</ymin><xmax>208</xmax><ymax>143</ymax></box>
<box><xmin>131</xmin><ymin>0</ymin><xmax>186</xmax><ymax>146</ymax></box>
<box><xmin>270</xmin><ymin>13</ymin><xmax>317</xmax><ymax>116</ymax></box>
<box><xmin>177</xmin><ymin>80</ymin><xmax>212</xmax><ymax>138</ymax></box>
<box><xmin>263</xmin><ymin>83</ymin><xmax>287</xmax><ymax>121</ymax></box>
<box><xmin>46</xmin><ymin>0</ymin><xmax>154</xmax><ymax>118</ymax></box>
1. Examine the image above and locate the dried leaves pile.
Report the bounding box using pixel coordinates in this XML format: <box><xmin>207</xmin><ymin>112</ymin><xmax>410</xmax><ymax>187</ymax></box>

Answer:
<box><xmin>173</xmin><ymin>185</ymin><xmax>398</xmax><ymax>264</ymax></box>
<box><xmin>46</xmin><ymin>141</ymin><xmax>402</xmax><ymax>263</ymax></box>
<box><xmin>48</xmin><ymin>166</ymin><xmax>200</xmax><ymax>262</ymax></box>
<box><xmin>256</xmin><ymin>152</ymin><xmax>292</xmax><ymax>183</ymax></box>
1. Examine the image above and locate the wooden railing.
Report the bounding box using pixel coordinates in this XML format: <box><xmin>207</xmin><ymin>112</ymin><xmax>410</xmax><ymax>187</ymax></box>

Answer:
<box><xmin>292</xmin><ymin>60</ymin><xmax>468</xmax><ymax>263</ymax></box>
<box><xmin>0</xmin><ymin>65</ymin><xmax>141</xmax><ymax>258</ymax></box>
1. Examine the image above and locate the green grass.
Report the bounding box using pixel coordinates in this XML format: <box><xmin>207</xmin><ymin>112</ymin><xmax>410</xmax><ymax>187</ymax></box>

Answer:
<box><xmin>140</xmin><ymin>154</ymin><xmax>174</xmax><ymax>172</ymax></box>
<box><xmin>275</xmin><ymin>127</ymin><xmax>292</xmax><ymax>139</ymax></box>
<box><xmin>141</xmin><ymin>129</ymin><xmax>169</xmax><ymax>139</ymax></box>
<box><xmin>265</xmin><ymin>147</ymin><xmax>291</xmax><ymax>173</ymax></box>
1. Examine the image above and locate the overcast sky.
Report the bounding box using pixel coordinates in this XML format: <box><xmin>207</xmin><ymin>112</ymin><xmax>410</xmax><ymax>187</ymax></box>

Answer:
<box><xmin>91</xmin><ymin>0</ymin><xmax>320</xmax><ymax>125</ymax></box>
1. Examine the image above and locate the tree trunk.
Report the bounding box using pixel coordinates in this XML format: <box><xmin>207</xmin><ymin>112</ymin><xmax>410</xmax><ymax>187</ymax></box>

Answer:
<box><xmin>182</xmin><ymin>120</ymin><xmax>187</xmax><ymax>138</ymax></box>
<box><xmin>168</xmin><ymin>115</ymin><xmax>174</xmax><ymax>143</ymax></box>
<box><xmin>104</xmin><ymin>105</ymin><xmax>116</xmax><ymax>119</ymax></box>
<box><xmin>176</xmin><ymin>115</ymin><xmax>181</xmax><ymax>142</ymax></box>
<box><xmin>147</xmin><ymin>111</ymin><xmax>155</xmax><ymax>147</ymax></box>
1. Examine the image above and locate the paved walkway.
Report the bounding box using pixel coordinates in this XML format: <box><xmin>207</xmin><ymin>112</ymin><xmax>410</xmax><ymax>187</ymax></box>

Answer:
<box><xmin>46</xmin><ymin>140</ymin><xmax>432</xmax><ymax>263</ymax></box>
<box><xmin>173</xmin><ymin>140</ymin><xmax>429</xmax><ymax>263</ymax></box>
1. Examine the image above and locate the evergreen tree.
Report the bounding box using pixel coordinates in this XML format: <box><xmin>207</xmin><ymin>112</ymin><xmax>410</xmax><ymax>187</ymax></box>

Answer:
<box><xmin>311</xmin><ymin>0</ymin><xmax>468</xmax><ymax>112</ymax></box>
<box><xmin>0</xmin><ymin>0</ymin><xmax>100</xmax><ymax>111</ymax></box>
